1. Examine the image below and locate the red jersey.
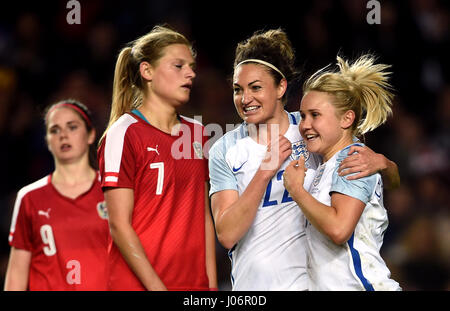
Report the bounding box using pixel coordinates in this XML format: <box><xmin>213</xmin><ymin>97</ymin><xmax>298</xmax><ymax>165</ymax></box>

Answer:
<box><xmin>8</xmin><ymin>173</ymin><xmax>109</xmax><ymax>290</ymax></box>
<box><xmin>98</xmin><ymin>112</ymin><xmax>209</xmax><ymax>291</ymax></box>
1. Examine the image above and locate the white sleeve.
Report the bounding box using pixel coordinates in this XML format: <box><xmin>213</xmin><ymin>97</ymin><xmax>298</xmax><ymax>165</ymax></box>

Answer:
<box><xmin>208</xmin><ymin>138</ymin><xmax>238</xmax><ymax>196</ymax></box>
<box><xmin>330</xmin><ymin>144</ymin><xmax>378</xmax><ymax>203</ymax></box>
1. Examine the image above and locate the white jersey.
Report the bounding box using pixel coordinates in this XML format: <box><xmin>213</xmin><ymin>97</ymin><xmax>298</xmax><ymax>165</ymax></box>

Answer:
<box><xmin>305</xmin><ymin>143</ymin><xmax>401</xmax><ymax>291</ymax></box>
<box><xmin>209</xmin><ymin>111</ymin><xmax>321</xmax><ymax>290</ymax></box>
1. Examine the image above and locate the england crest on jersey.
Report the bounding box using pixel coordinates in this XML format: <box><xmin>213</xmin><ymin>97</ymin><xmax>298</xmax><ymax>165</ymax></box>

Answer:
<box><xmin>291</xmin><ymin>140</ymin><xmax>309</xmax><ymax>161</ymax></box>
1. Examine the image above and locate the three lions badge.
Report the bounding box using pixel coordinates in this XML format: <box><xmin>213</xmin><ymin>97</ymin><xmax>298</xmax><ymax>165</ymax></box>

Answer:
<box><xmin>291</xmin><ymin>140</ymin><xmax>309</xmax><ymax>162</ymax></box>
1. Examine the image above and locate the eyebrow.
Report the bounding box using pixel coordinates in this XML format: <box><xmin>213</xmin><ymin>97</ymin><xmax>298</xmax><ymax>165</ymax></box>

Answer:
<box><xmin>233</xmin><ymin>79</ymin><xmax>262</xmax><ymax>87</ymax></box>
<box><xmin>67</xmin><ymin>120</ymin><xmax>81</xmax><ymax>124</ymax></box>
<box><xmin>48</xmin><ymin>120</ymin><xmax>81</xmax><ymax>128</ymax></box>
<box><xmin>300</xmin><ymin>108</ymin><xmax>321</xmax><ymax>113</ymax></box>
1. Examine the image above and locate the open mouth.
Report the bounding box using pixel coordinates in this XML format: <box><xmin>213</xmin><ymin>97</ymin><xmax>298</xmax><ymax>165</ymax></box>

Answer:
<box><xmin>243</xmin><ymin>105</ymin><xmax>261</xmax><ymax>114</ymax></box>
<box><xmin>60</xmin><ymin>144</ymin><xmax>72</xmax><ymax>152</ymax></box>
<box><xmin>181</xmin><ymin>83</ymin><xmax>192</xmax><ymax>90</ymax></box>
<box><xmin>305</xmin><ymin>134</ymin><xmax>319</xmax><ymax>141</ymax></box>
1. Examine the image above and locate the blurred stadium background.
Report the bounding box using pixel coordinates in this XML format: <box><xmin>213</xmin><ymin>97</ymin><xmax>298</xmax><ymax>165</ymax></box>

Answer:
<box><xmin>0</xmin><ymin>0</ymin><xmax>448</xmax><ymax>290</ymax></box>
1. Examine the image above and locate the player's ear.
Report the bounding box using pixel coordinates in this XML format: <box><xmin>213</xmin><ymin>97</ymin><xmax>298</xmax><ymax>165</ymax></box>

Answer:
<box><xmin>87</xmin><ymin>128</ymin><xmax>96</xmax><ymax>145</ymax></box>
<box><xmin>340</xmin><ymin>110</ymin><xmax>355</xmax><ymax>130</ymax></box>
<box><xmin>139</xmin><ymin>61</ymin><xmax>153</xmax><ymax>81</ymax></box>
<box><xmin>277</xmin><ymin>78</ymin><xmax>288</xmax><ymax>100</ymax></box>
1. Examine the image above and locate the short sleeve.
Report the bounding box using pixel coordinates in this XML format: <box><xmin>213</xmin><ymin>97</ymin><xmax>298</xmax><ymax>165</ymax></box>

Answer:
<box><xmin>98</xmin><ymin>115</ymin><xmax>138</xmax><ymax>189</ymax></box>
<box><xmin>9</xmin><ymin>194</ymin><xmax>33</xmax><ymax>250</ymax></box>
<box><xmin>330</xmin><ymin>145</ymin><xmax>377</xmax><ymax>204</ymax></box>
<box><xmin>208</xmin><ymin>139</ymin><xmax>238</xmax><ymax>196</ymax></box>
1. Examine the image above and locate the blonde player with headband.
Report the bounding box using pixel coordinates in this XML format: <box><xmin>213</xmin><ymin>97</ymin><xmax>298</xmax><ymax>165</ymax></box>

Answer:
<box><xmin>208</xmin><ymin>29</ymin><xmax>400</xmax><ymax>290</ymax></box>
<box><xmin>283</xmin><ymin>55</ymin><xmax>401</xmax><ymax>290</ymax></box>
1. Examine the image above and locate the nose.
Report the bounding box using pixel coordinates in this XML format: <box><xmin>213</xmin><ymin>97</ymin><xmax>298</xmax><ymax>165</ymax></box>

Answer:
<box><xmin>59</xmin><ymin>127</ymin><xmax>69</xmax><ymax>139</ymax></box>
<box><xmin>299</xmin><ymin>116</ymin><xmax>310</xmax><ymax>132</ymax></box>
<box><xmin>186</xmin><ymin>66</ymin><xmax>196</xmax><ymax>80</ymax></box>
<box><xmin>241</xmin><ymin>89</ymin><xmax>252</xmax><ymax>105</ymax></box>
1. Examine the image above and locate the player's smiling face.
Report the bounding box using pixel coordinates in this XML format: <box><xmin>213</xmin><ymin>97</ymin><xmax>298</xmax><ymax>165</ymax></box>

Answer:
<box><xmin>233</xmin><ymin>64</ymin><xmax>285</xmax><ymax>126</ymax></box>
<box><xmin>46</xmin><ymin>107</ymin><xmax>95</xmax><ymax>164</ymax></box>
<box><xmin>300</xmin><ymin>91</ymin><xmax>345</xmax><ymax>161</ymax></box>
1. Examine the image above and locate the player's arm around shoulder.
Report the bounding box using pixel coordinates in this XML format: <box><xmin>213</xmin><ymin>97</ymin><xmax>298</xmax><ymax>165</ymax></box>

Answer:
<box><xmin>337</xmin><ymin>145</ymin><xmax>400</xmax><ymax>190</ymax></box>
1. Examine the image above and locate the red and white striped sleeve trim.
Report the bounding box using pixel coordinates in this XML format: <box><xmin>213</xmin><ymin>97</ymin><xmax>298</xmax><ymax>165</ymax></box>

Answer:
<box><xmin>103</xmin><ymin>114</ymin><xmax>137</xmax><ymax>187</ymax></box>
<box><xmin>103</xmin><ymin>172</ymin><xmax>119</xmax><ymax>187</ymax></box>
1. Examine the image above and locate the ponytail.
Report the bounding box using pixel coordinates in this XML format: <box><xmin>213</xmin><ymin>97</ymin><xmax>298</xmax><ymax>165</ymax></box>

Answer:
<box><xmin>99</xmin><ymin>47</ymin><xmax>140</xmax><ymax>145</ymax></box>
<box><xmin>304</xmin><ymin>54</ymin><xmax>394</xmax><ymax>136</ymax></box>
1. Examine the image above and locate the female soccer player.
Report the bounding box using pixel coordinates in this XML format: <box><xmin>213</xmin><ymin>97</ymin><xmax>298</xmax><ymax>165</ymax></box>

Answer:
<box><xmin>98</xmin><ymin>25</ymin><xmax>217</xmax><ymax>291</ymax></box>
<box><xmin>283</xmin><ymin>55</ymin><xmax>401</xmax><ymax>290</ymax></box>
<box><xmin>4</xmin><ymin>99</ymin><xmax>109</xmax><ymax>290</ymax></box>
<box><xmin>208</xmin><ymin>29</ymin><xmax>400</xmax><ymax>290</ymax></box>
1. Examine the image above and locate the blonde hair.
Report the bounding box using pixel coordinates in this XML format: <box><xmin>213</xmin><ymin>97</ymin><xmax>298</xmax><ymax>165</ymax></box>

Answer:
<box><xmin>303</xmin><ymin>54</ymin><xmax>394</xmax><ymax>136</ymax></box>
<box><xmin>100</xmin><ymin>25</ymin><xmax>194</xmax><ymax>144</ymax></box>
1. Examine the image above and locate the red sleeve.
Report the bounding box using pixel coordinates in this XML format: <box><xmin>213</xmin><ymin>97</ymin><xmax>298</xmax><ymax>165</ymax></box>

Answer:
<box><xmin>98</xmin><ymin>129</ymin><xmax>136</xmax><ymax>189</ymax></box>
<box><xmin>9</xmin><ymin>195</ymin><xmax>33</xmax><ymax>251</ymax></box>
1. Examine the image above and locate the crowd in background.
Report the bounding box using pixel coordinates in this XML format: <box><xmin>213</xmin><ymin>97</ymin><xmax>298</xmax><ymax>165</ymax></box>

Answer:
<box><xmin>0</xmin><ymin>0</ymin><xmax>448</xmax><ymax>290</ymax></box>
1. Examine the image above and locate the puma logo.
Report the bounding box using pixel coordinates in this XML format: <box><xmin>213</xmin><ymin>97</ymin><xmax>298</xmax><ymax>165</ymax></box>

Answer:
<box><xmin>38</xmin><ymin>208</ymin><xmax>51</xmax><ymax>219</ymax></box>
<box><xmin>147</xmin><ymin>145</ymin><xmax>159</xmax><ymax>155</ymax></box>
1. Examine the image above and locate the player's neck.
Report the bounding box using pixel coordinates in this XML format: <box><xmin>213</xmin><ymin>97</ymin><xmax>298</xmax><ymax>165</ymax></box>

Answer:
<box><xmin>53</xmin><ymin>160</ymin><xmax>95</xmax><ymax>187</ymax></box>
<box><xmin>138</xmin><ymin>99</ymin><xmax>180</xmax><ymax>134</ymax></box>
<box><xmin>323</xmin><ymin>134</ymin><xmax>354</xmax><ymax>162</ymax></box>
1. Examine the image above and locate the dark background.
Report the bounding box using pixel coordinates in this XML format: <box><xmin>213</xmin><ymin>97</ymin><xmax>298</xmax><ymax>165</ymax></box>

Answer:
<box><xmin>0</xmin><ymin>0</ymin><xmax>449</xmax><ymax>290</ymax></box>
